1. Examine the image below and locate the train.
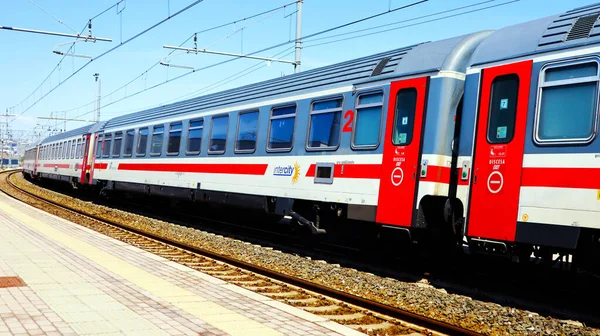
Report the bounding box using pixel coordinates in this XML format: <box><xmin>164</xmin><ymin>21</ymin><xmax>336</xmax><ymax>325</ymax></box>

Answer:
<box><xmin>23</xmin><ymin>2</ymin><xmax>600</xmax><ymax>271</ymax></box>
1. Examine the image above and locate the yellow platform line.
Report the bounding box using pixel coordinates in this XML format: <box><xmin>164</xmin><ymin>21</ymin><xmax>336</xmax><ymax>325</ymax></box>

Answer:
<box><xmin>0</xmin><ymin>201</ymin><xmax>282</xmax><ymax>336</ymax></box>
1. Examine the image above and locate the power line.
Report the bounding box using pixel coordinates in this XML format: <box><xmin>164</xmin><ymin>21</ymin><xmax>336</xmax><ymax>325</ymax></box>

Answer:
<box><xmin>303</xmin><ymin>0</ymin><xmax>520</xmax><ymax>49</ymax></box>
<box><xmin>8</xmin><ymin>0</ymin><xmax>204</xmax><ymax>124</ymax></box>
<box><xmin>304</xmin><ymin>0</ymin><xmax>498</xmax><ymax>44</ymax></box>
<box><xmin>61</xmin><ymin>0</ymin><xmax>430</xmax><ymax>122</ymax></box>
<box><xmin>7</xmin><ymin>0</ymin><xmax>125</xmax><ymax>122</ymax></box>
<box><xmin>69</xmin><ymin>2</ymin><xmax>302</xmax><ymax>119</ymax></box>
<box><xmin>27</xmin><ymin>0</ymin><xmax>78</xmax><ymax>34</ymax></box>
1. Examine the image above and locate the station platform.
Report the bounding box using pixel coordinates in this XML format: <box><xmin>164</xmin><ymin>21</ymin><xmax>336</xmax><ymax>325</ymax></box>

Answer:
<box><xmin>0</xmin><ymin>192</ymin><xmax>364</xmax><ymax>336</ymax></box>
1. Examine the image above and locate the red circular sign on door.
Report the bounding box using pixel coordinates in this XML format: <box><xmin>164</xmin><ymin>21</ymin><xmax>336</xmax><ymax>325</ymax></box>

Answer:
<box><xmin>391</xmin><ymin>167</ymin><xmax>404</xmax><ymax>186</ymax></box>
<box><xmin>487</xmin><ymin>171</ymin><xmax>504</xmax><ymax>194</ymax></box>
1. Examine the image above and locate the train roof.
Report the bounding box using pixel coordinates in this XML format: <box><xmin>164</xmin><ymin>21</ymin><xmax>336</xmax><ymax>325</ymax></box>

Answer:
<box><xmin>471</xmin><ymin>2</ymin><xmax>600</xmax><ymax>66</ymax></box>
<box><xmin>102</xmin><ymin>32</ymin><xmax>490</xmax><ymax>130</ymax></box>
<box><xmin>39</xmin><ymin>123</ymin><xmax>96</xmax><ymax>144</ymax></box>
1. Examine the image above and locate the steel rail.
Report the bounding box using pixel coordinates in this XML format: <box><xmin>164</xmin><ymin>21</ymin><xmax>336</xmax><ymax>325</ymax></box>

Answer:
<box><xmin>2</xmin><ymin>170</ymin><xmax>481</xmax><ymax>336</ymax></box>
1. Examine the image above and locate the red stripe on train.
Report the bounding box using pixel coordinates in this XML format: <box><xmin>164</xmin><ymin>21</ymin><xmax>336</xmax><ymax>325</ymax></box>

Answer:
<box><xmin>117</xmin><ymin>163</ymin><xmax>268</xmax><ymax>175</ymax></box>
<box><xmin>521</xmin><ymin>167</ymin><xmax>600</xmax><ymax>189</ymax></box>
<box><xmin>94</xmin><ymin>163</ymin><xmax>108</xmax><ymax>170</ymax></box>
<box><xmin>42</xmin><ymin>163</ymin><xmax>70</xmax><ymax>169</ymax></box>
<box><xmin>305</xmin><ymin>164</ymin><xmax>381</xmax><ymax>179</ymax></box>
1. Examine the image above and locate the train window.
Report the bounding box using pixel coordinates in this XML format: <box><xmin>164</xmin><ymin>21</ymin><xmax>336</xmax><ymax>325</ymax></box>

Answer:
<box><xmin>267</xmin><ymin>105</ymin><xmax>296</xmax><ymax>151</ymax></box>
<box><xmin>102</xmin><ymin>133</ymin><xmax>112</xmax><ymax>158</ymax></box>
<box><xmin>186</xmin><ymin>119</ymin><xmax>203</xmax><ymax>155</ymax></box>
<box><xmin>167</xmin><ymin>122</ymin><xmax>182</xmax><ymax>155</ymax></box>
<box><xmin>353</xmin><ymin>92</ymin><xmax>383</xmax><ymax>148</ymax></box>
<box><xmin>209</xmin><ymin>115</ymin><xmax>229</xmax><ymax>154</ymax></box>
<box><xmin>536</xmin><ymin>60</ymin><xmax>599</xmax><ymax>144</ymax></box>
<box><xmin>71</xmin><ymin>141</ymin><xmax>76</xmax><ymax>159</ymax></box>
<box><xmin>82</xmin><ymin>138</ymin><xmax>86</xmax><ymax>159</ymax></box>
<box><xmin>76</xmin><ymin>139</ymin><xmax>81</xmax><ymax>159</ymax></box>
<box><xmin>307</xmin><ymin>98</ymin><xmax>342</xmax><ymax>150</ymax></box>
<box><xmin>113</xmin><ymin>131</ymin><xmax>123</xmax><ymax>157</ymax></box>
<box><xmin>66</xmin><ymin>141</ymin><xmax>71</xmax><ymax>159</ymax></box>
<box><xmin>137</xmin><ymin>128</ymin><xmax>148</xmax><ymax>156</ymax></box>
<box><xmin>487</xmin><ymin>75</ymin><xmax>519</xmax><ymax>144</ymax></box>
<box><xmin>96</xmin><ymin>135</ymin><xmax>103</xmax><ymax>158</ymax></box>
<box><xmin>235</xmin><ymin>111</ymin><xmax>259</xmax><ymax>153</ymax></box>
<box><xmin>123</xmin><ymin>129</ymin><xmax>134</xmax><ymax>156</ymax></box>
<box><xmin>151</xmin><ymin>125</ymin><xmax>164</xmax><ymax>155</ymax></box>
<box><xmin>392</xmin><ymin>89</ymin><xmax>418</xmax><ymax>145</ymax></box>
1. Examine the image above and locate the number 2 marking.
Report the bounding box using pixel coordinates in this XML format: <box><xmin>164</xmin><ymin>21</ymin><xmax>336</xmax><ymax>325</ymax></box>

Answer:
<box><xmin>343</xmin><ymin>110</ymin><xmax>354</xmax><ymax>132</ymax></box>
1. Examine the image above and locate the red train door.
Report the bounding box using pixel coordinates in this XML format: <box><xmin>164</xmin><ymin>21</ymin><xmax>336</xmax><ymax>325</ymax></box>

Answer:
<box><xmin>467</xmin><ymin>60</ymin><xmax>532</xmax><ymax>241</ymax></box>
<box><xmin>376</xmin><ymin>76</ymin><xmax>428</xmax><ymax>226</ymax></box>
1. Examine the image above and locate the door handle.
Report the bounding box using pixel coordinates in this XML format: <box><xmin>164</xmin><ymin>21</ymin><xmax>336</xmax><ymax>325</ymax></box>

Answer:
<box><xmin>473</xmin><ymin>175</ymin><xmax>477</xmax><ymax>184</ymax></box>
<box><xmin>412</xmin><ymin>172</ymin><xmax>416</xmax><ymax>180</ymax></box>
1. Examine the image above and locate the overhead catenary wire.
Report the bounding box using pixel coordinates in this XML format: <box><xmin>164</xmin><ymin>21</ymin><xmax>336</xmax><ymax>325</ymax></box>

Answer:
<box><xmin>62</xmin><ymin>0</ymin><xmax>518</xmax><ymax>124</ymax></box>
<box><xmin>8</xmin><ymin>0</ymin><xmax>204</xmax><ymax>124</ymax></box>
<box><xmin>304</xmin><ymin>0</ymin><xmax>519</xmax><ymax>49</ymax></box>
<box><xmin>27</xmin><ymin>0</ymin><xmax>78</xmax><ymax>34</ymax></box>
<box><xmin>7</xmin><ymin>0</ymin><xmax>125</xmax><ymax>122</ymax></box>
<box><xmin>70</xmin><ymin>2</ymin><xmax>303</xmax><ymax>119</ymax></box>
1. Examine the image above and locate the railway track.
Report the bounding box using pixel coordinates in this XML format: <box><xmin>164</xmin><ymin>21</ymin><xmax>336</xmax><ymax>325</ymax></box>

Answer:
<box><xmin>0</xmin><ymin>170</ymin><xmax>482</xmax><ymax>336</ymax></box>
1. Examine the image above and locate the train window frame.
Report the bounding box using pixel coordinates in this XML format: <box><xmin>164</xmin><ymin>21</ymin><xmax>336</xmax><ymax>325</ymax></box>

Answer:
<box><xmin>208</xmin><ymin>114</ymin><xmax>229</xmax><ymax>155</ymax></box>
<box><xmin>102</xmin><ymin>133</ymin><xmax>112</xmax><ymax>158</ymax></box>
<box><xmin>306</xmin><ymin>96</ymin><xmax>344</xmax><ymax>151</ymax></box>
<box><xmin>167</xmin><ymin>122</ymin><xmax>183</xmax><ymax>156</ymax></box>
<box><xmin>486</xmin><ymin>74</ymin><xmax>520</xmax><ymax>145</ymax></box>
<box><xmin>66</xmin><ymin>140</ymin><xmax>71</xmax><ymax>159</ymax></box>
<box><xmin>136</xmin><ymin>127</ymin><xmax>149</xmax><ymax>157</ymax></box>
<box><xmin>392</xmin><ymin>88</ymin><xmax>419</xmax><ymax>146</ymax></box>
<box><xmin>351</xmin><ymin>90</ymin><xmax>384</xmax><ymax>150</ymax></box>
<box><xmin>112</xmin><ymin>131</ymin><xmax>123</xmax><ymax>157</ymax></box>
<box><xmin>267</xmin><ymin>104</ymin><xmax>297</xmax><ymax>152</ymax></box>
<box><xmin>124</xmin><ymin>129</ymin><xmax>135</xmax><ymax>157</ymax></box>
<box><xmin>71</xmin><ymin>140</ymin><xmax>76</xmax><ymax>159</ymax></box>
<box><xmin>76</xmin><ymin>139</ymin><xmax>82</xmax><ymax>159</ymax></box>
<box><xmin>96</xmin><ymin>135</ymin><xmax>103</xmax><ymax>159</ymax></box>
<box><xmin>186</xmin><ymin>118</ymin><xmax>204</xmax><ymax>155</ymax></box>
<box><xmin>235</xmin><ymin>110</ymin><xmax>259</xmax><ymax>154</ymax></box>
<box><xmin>150</xmin><ymin>125</ymin><xmax>165</xmax><ymax>156</ymax></box>
<box><xmin>534</xmin><ymin>58</ymin><xmax>600</xmax><ymax>145</ymax></box>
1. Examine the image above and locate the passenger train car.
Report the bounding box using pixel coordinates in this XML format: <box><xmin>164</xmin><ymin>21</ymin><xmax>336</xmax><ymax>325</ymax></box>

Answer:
<box><xmin>24</xmin><ymin>3</ymin><xmax>600</xmax><ymax>271</ymax></box>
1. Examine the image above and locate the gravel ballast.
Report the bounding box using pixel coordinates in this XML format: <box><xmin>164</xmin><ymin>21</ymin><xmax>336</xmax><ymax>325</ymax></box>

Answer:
<box><xmin>8</xmin><ymin>173</ymin><xmax>599</xmax><ymax>336</ymax></box>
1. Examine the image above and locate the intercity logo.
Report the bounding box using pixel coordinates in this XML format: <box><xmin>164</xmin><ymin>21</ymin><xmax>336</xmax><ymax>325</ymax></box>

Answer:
<box><xmin>273</xmin><ymin>162</ymin><xmax>301</xmax><ymax>184</ymax></box>
<box><xmin>273</xmin><ymin>165</ymin><xmax>294</xmax><ymax>176</ymax></box>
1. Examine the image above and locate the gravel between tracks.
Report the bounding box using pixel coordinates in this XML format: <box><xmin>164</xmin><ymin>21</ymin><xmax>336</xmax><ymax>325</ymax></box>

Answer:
<box><xmin>9</xmin><ymin>174</ymin><xmax>599</xmax><ymax>336</ymax></box>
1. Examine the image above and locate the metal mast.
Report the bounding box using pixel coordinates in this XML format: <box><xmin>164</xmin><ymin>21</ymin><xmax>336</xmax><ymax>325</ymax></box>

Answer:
<box><xmin>294</xmin><ymin>0</ymin><xmax>303</xmax><ymax>73</ymax></box>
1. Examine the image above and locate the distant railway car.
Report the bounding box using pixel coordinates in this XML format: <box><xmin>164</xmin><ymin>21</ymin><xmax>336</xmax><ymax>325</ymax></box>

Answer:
<box><xmin>23</xmin><ymin>2</ymin><xmax>600</xmax><ymax>271</ymax></box>
<box><xmin>459</xmin><ymin>3</ymin><xmax>600</xmax><ymax>269</ymax></box>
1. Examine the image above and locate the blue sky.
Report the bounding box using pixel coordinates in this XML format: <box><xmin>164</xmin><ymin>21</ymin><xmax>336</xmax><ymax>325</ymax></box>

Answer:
<box><xmin>0</xmin><ymin>0</ymin><xmax>596</xmax><ymax>138</ymax></box>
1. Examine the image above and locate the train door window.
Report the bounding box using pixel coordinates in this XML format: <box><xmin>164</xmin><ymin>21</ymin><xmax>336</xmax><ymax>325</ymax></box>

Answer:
<box><xmin>267</xmin><ymin>105</ymin><xmax>296</xmax><ymax>151</ymax></box>
<box><xmin>82</xmin><ymin>138</ymin><xmax>86</xmax><ymax>159</ymax></box>
<box><xmin>102</xmin><ymin>133</ymin><xmax>112</xmax><ymax>158</ymax></box>
<box><xmin>96</xmin><ymin>135</ymin><xmax>103</xmax><ymax>158</ymax></box>
<box><xmin>76</xmin><ymin>139</ymin><xmax>81</xmax><ymax>159</ymax></box>
<box><xmin>186</xmin><ymin>119</ymin><xmax>203</xmax><ymax>155</ymax></box>
<box><xmin>235</xmin><ymin>111</ymin><xmax>259</xmax><ymax>153</ymax></box>
<box><xmin>71</xmin><ymin>140</ymin><xmax>76</xmax><ymax>159</ymax></box>
<box><xmin>124</xmin><ymin>129</ymin><xmax>134</xmax><ymax>156</ymax></box>
<box><xmin>113</xmin><ymin>131</ymin><xmax>123</xmax><ymax>157</ymax></box>
<box><xmin>307</xmin><ymin>98</ymin><xmax>343</xmax><ymax>150</ymax></box>
<box><xmin>137</xmin><ymin>128</ymin><xmax>148</xmax><ymax>156</ymax></box>
<box><xmin>486</xmin><ymin>75</ymin><xmax>519</xmax><ymax>144</ymax></box>
<box><xmin>167</xmin><ymin>122</ymin><xmax>182</xmax><ymax>155</ymax></box>
<box><xmin>209</xmin><ymin>115</ymin><xmax>229</xmax><ymax>154</ymax></box>
<box><xmin>536</xmin><ymin>60</ymin><xmax>599</xmax><ymax>144</ymax></box>
<box><xmin>392</xmin><ymin>89</ymin><xmax>418</xmax><ymax>145</ymax></box>
<box><xmin>353</xmin><ymin>92</ymin><xmax>383</xmax><ymax>148</ymax></box>
<box><xmin>150</xmin><ymin>125</ymin><xmax>164</xmax><ymax>156</ymax></box>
